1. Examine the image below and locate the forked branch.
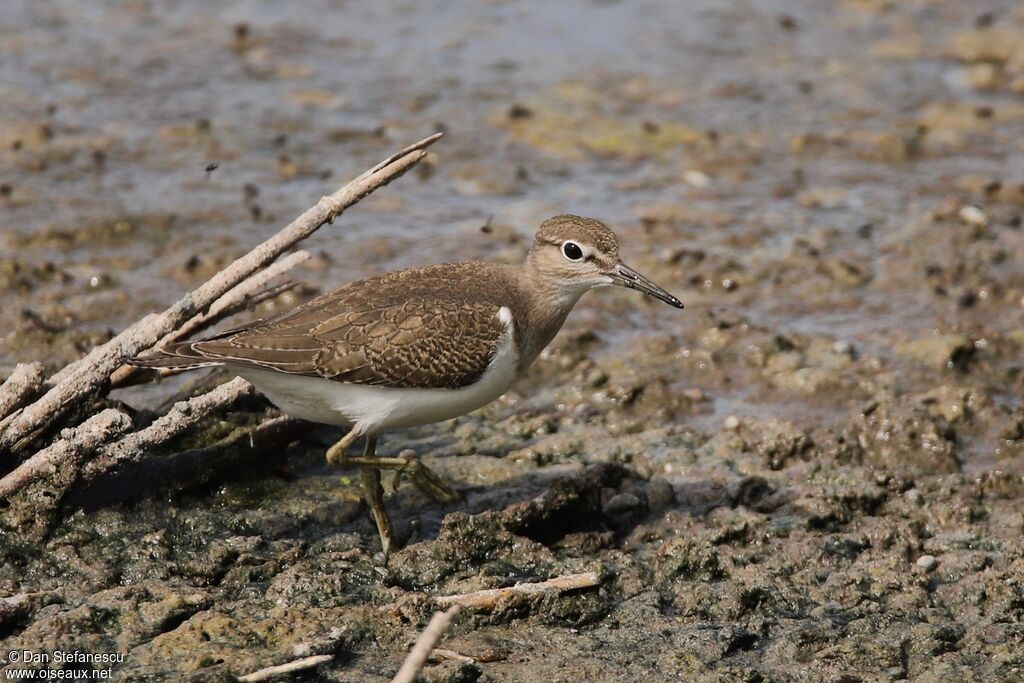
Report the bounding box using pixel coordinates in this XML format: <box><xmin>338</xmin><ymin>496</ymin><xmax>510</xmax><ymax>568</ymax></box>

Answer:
<box><xmin>0</xmin><ymin>133</ymin><xmax>442</xmax><ymax>456</ymax></box>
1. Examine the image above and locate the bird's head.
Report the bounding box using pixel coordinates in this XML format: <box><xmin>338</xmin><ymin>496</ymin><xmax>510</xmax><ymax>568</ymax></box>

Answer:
<box><xmin>527</xmin><ymin>214</ymin><xmax>684</xmax><ymax>309</ymax></box>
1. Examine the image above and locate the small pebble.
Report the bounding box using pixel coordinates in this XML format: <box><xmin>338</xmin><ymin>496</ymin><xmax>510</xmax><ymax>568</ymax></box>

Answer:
<box><xmin>958</xmin><ymin>205</ymin><xmax>988</xmax><ymax>226</ymax></box>
<box><xmin>645</xmin><ymin>477</ymin><xmax>675</xmax><ymax>513</ymax></box>
<box><xmin>916</xmin><ymin>554</ymin><xmax>939</xmax><ymax>572</ymax></box>
<box><xmin>585</xmin><ymin>367</ymin><xmax>609</xmax><ymax>388</ymax></box>
<box><xmin>905</xmin><ymin>489</ymin><xmax>925</xmax><ymax>506</ymax></box>
<box><xmin>682</xmin><ymin>387</ymin><xmax>707</xmax><ymax>401</ymax></box>
<box><xmin>604</xmin><ymin>492</ymin><xmax>642</xmax><ymax>515</ymax></box>
<box><xmin>724</xmin><ymin>415</ymin><xmax>741</xmax><ymax>431</ymax></box>
<box><xmin>832</xmin><ymin>340</ymin><xmax>853</xmax><ymax>355</ymax></box>
<box><xmin>683</xmin><ymin>169</ymin><xmax>711</xmax><ymax>188</ymax></box>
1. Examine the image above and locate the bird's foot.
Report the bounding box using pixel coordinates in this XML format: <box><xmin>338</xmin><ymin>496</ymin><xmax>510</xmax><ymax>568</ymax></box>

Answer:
<box><xmin>390</xmin><ymin>454</ymin><xmax>464</xmax><ymax>504</ymax></box>
<box><xmin>331</xmin><ymin>452</ymin><xmax>463</xmax><ymax>504</ymax></box>
<box><xmin>323</xmin><ymin>432</ymin><xmax>462</xmax><ymax>558</ymax></box>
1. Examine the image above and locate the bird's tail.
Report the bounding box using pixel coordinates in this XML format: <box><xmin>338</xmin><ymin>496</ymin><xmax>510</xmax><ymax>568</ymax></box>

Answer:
<box><xmin>123</xmin><ymin>344</ymin><xmax>223</xmax><ymax>371</ymax></box>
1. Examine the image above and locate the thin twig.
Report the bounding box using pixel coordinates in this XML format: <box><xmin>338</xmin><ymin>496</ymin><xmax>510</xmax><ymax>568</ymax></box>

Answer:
<box><xmin>0</xmin><ymin>133</ymin><xmax>441</xmax><ymax>455</ymax></box>
<box><xmin>0</xmin><ymin>362</ymin><xmax>45</xmax><ymax>422</ymax></box>
<box><xmin>158</xmin><ymin>250</ymin><xmax>310</xmax><ymax>346</ymax></box>
<box><xmin>435</xmin><ymin>571</ymin><xmax>601</xmax><ymax>610</ymax></box>
<box><xmin>391</xmin><ymin>606</ymin><xmax>461</xmax><ymax>683</ymax></box>
<box><xmin>107</xmin><ymin>281</ymin><xmax>295</xmax><ymax>391</ymax></box>
<box><xmin>151</xmin><ymin>370</ymin><xmax>224</xmax><ymax>413</ymax></box>
<box><xmin>0</xmin><ymin>409</ymin><xmax>132</xmax><ymax>499</ymax></box>
<box><xmin>80</xmin><ymin>376</ymin><xmax>255</xmax><ymax>480</ymax></box>
<box><xmin>238</xmin><ymin>654</ymin><xmax>334</xmax><ymax>682</ymax></box>
<box><xmin>108</xmin><ymin>249</ymin><xmax>309</xmax><ymax>389</ymax></box>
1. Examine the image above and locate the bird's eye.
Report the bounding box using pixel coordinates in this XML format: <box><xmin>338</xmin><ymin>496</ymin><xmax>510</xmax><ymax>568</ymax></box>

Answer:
<box><xmin>562</xmin><ymin>241</ymin><xmax>584</xmax><ymax>261</ymax></box>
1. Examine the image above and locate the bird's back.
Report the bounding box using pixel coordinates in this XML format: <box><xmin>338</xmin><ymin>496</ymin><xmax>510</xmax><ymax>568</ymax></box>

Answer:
<box><xmin>137</xmin><ymin>261</ymin><xmax>524</xmax><ymax>389</ymax></box>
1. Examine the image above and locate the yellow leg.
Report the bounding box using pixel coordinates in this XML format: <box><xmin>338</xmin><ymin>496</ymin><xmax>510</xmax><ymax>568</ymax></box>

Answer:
<box><xmin>325</xmin><ymin>428</ymin><xmax>362</xmax><ymax>466</ymax></box>
<box><xmin>325</xmin><ymin>431</ymin><xmax>394</xmax><ymax>557</ymax></box>
<box><xmin>336</xmin><ymin>453</ymin><xmax>463</xmax><ymax>504</ymax></box>
<box><xmin>324</xmin><ymin>431</ymin><xmax>463</xmax><ymax>557</ymax></box>
<box><xmin>358</xmin><ymin>436</ymin><xmax>394</xmax><ymax>557</ymax></box>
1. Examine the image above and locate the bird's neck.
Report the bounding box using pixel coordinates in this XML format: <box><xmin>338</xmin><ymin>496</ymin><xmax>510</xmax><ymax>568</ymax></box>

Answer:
<box><xmin>510</xmin><ymin>263</ymin><xmax>587</xmax><ymax>373</ymax></box>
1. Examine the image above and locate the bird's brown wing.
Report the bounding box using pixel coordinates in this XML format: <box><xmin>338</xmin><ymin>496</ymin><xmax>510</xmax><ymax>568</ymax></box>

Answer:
<box><xmin>136</xmin><ymin>268</ymin><xmax>512</xmax><ymax>390</ymax></box>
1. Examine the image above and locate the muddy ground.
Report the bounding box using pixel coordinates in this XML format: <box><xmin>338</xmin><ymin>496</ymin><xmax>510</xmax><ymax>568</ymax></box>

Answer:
<box><xmin>2</xmin><ymin>0</ymin><xmax>1024</xmax><ymax>680</ymax></box>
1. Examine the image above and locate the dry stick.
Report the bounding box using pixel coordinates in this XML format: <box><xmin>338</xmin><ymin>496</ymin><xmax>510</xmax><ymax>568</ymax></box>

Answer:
<box><xmin>435</xmin><ymin>571</ymin><xmax>601</xmax><ymax>610</ymax></box>
<box><xmin>237</xmin><ymin>654</ymin><xmax>334</xmax><ymax>683</ymax></box>
<box><xmin>152</xmin><ymin>369</ymin><xmax>226</xmax><ymax>414</ymax></box>
<box><xmin>158</xmin><ymin>250</ymin><xmax>310</xmax><ymax>345</ymax></box>
<box><xmin>112</xmin><ymin>280</ymin><xmax>299</xmax><ymax>392</ymax></box>
<box><xmin>0</xmin><ymin>133</ymin><xmax>442</xmax><ymax>454</ymax></box>
<box><xmin>0</xmin><ymin>409</ymin><xmax>132</xmax><ymax>500</ymax></box>
<box><xmin>0</xmin><ymin>362</ymin><xmax>45</xmax><ymax>422</ymax></box>
<box><xmin>80</xmin><ymin>376</ymin><xmax>255</xmax><ymax>480</ymax></box>
<box><xmin>107</xmin><ymin>249</ymin><xmax>310</xmax><ymax>389</ymax></box>
<box><xmin>109</xmin><ymin>281</ymin><xmax>298</xmax><ymax>391</ymax></box>
<box><xmin>44</xmin><ymin>315</ymin><xmax>150</xmax><ymax>389</ymax></box>
<box><xmin>49</xmin><ymin>129</ymin><xmax>438</xmax><ymax>386</ymax></box>
<box><xmin>391</xmin><ymin>606</ymin><xmax>461</xmax><ymax>683</ymax></box>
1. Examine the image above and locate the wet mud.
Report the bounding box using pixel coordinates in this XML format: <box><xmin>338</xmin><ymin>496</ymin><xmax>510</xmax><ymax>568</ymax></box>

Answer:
<box><xmin>2</xmin><ymin>0</ymin><xmax>1023</xmax><ymax>680</ymax></box>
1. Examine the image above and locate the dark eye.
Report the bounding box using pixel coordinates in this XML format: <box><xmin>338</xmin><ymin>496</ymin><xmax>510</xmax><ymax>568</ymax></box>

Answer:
<box><xmin>562</xmin><ymin>241</ymin><xmax>584</xmax><ymax>261</ymax></box>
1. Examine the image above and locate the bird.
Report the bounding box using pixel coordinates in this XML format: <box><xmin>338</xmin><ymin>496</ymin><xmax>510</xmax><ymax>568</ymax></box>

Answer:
<box><xmin>129</xmin><ymin>214</ymin><xmax>684</xmax><ymax>556</ymax></box>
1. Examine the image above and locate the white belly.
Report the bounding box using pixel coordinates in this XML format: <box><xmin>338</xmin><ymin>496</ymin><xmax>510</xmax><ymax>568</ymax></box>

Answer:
<box><xmin>230</xmin><ymin>319</ymin><xmax>518</xmax><ymax>435</ymax></box>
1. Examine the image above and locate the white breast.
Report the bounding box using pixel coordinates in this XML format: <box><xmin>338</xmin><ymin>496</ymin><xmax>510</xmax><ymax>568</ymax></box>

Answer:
<box><xmin>231</xmin><ymin>307</ymin><xmax>519</xmax><ymax>436</ymax></box>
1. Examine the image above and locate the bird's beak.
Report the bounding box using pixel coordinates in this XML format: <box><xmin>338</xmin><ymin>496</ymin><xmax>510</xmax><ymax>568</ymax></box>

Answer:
<box><xmin>609</xmin><ymin>262</ymin><xmax>684</xmax><ymax>309</ymax></box>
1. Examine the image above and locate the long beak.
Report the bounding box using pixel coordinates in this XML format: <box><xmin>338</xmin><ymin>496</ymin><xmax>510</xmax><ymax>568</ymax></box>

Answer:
<box><xmin>610</xmin><ymin>262</ymin><xmax>684</xmax><ymax>309</ymax></box>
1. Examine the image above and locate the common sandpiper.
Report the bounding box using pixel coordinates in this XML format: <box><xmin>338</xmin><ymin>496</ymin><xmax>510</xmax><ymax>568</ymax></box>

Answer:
<box><xmin>131</xmin><ymin>214</ymin><xmax>684</xmax><ymax>555</ymax></box>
